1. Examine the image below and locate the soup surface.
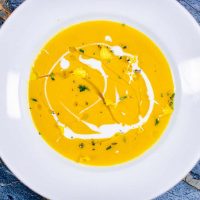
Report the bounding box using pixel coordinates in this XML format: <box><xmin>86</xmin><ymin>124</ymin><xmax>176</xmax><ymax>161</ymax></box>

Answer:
<box><xmin>29</xmin><ymin>21</ymin><xmax>174</xmax><ymax>166</ymax></box>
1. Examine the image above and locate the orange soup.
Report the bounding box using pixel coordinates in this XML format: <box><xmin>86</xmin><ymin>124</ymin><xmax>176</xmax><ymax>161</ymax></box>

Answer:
<box><xmin>28</xmin><ymin>21</ymin><xmax>174</xmax><ymax>166</ymax></box>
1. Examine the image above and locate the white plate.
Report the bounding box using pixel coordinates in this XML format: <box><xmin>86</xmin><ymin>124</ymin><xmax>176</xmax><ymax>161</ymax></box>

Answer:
<box><xmin>0</xmin><ymin>0</ymin><xmax>200</xmax><ymax>199</ymax></box>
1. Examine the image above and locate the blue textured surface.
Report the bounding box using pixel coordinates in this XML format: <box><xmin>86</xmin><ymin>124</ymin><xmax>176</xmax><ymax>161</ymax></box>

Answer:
<box><xmin>0</xmin><ymin>0</ymin><xmax>200</xmax><ymax>199</ymax></box>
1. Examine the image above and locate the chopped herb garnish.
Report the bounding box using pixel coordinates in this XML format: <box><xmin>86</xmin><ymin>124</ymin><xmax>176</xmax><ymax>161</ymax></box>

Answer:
<box><xmin>169</xmin><ymin>101</ymin><xmax>173</xmax><ymax>108</ymax></box>
<box><xmin>123</xmin><ymin>136</ymin><xmax>127</xmax><ymax>143</ymax></box>
<box><xmin>31</xmin><ymin>98</ymin><xmax>37</xmax><ymax>102</ymax></box>
<box><xmin>121</xmin><ymin>23</ymin><xmax>126</xmax><ymax>26</ymax></box>
<box><xmin>91</xmin><ymin>141</ymin><xmax>96</xmax><ymax>146</ymax></box>
<box><xmin>118</xmin><ymin>76</ymin><xmax>122</xmax><ymax>79</ymax></box>
<box><xmin>57</xmin><ymin>112</ymin><xmax>60</xmax><ymax>115</ymax></box>
<box><xmin>78</xmin><ymin>85</ymin><xmax>89</xmax><ymax>92</ymax></box>
<box><xmin>169</xmin><ymin>92</ymin><xmax>175</xmax><ymax>109</ymax></box>
<box><xmin>122</xmin><ymin>45</ymin><xmax>127</xmax><ymax>49</ymax></box>
<box><xmin>161</xmin><ymin>93</ymin><xmax>164</xmax><ymax>97</ymax></box>
<box><xmin>120</xmin><ymin>95</ymin><xmax>127</xmax><ymax>101</ymax></box>
<box><xmin>79</xmin><ymin>49</ymin><xmax>84</xmax><ymax>53</ymax></box>
<box><xmin>50</xmin><ymin>72</ymin><xmax>55</xmax><ymax>81</ymax></box>
<box><xmin>134</xmin><ymin>69</ymin><xmax>141</xmax><ymax>73</ymax></box>
<box><xmin>97</xmin><ymin>44</ymin><xmax>101</xmax><ymax>48</ymax></box>
<box><xmin>170</xmin><ymin>93</ymin><xmax>175</xmax><ymax>100</ymax></box>
<box><xmin>112</xmin><ymin>142</ymin><xmax>117</xmax><ymax>145</ymax></box>
<box><xmin>38</xmin><ymin>132</ymin><xmax>41</xmax><ymax>135</ymax></box>
<box><xmin>106</xmin><ymin>145</ymin><xmax>112</xmax><ymax>150</ymax></box>
<box><xmin>119</xmin><ymin>56</ymin><xmax>122</xmax><ymax>59</ymax></box>
<box><xmin>93</xmin><ymin>52</ymin><xmax>96</xmax><ymax>55</ymax></box>
<box><xmin>79</xmin><ymin>143</ymin><xmax>84</xmax><ymax>148</ymax></box>
<box><xmin>155</xmin><ymin>118</ymin><xmax>160</xmax><ymax>126</ymax></box>
<box><xmin>92</xmin><ymin>148</ymin><xmax>96</xmax><ymax>151</ymax></box>
<box><xmin>85</xmin><ymin>101</ymin><xmax>89</xmax><ymax>105</ymax></box>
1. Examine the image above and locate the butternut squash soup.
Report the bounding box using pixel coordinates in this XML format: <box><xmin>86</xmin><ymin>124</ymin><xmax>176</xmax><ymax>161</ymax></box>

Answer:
<box><xmin>28</xmin><ymin>21</ymin><xmax>174</xmax><ymax>166</ymax></box>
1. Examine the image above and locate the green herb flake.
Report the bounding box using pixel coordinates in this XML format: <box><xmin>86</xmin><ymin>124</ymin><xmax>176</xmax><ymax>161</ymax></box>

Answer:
<box><xmin>169</xmin><ymin>92</ymin><xmax>175</xmax><ymax>109</ymax></box>
<box><xmin>123</xmin><ymin>136</ymin><xmax>127</xmax><ymax>143</ymax></box>
<box><xmin>169</xmin><ymin>101</ymin><xmax>173</xmax><ymax>107</ymax></box>
<box><xmin>122</xmin><ymin>45</ymin><xmax>127</xmax><ymax>49</ymax></box>
<box><xmin>38</xmin><ymin>132</ymin><xmax>41</xmax><ymax>135</ymax></box>
<box><xmin>91</xmin><ymin>141</ymin><xmax>96</xmax><ymax>146</ymax></box>
<box><xmin>119</xmin><ymin>56</ymin><xmax>122</xmax><ymax>60</ymax></box>
<box><xmin>118</xmin><ymin>76</ymin><xmax>122</xmax><ymax>79</ymax></box>
<box><xmin>120</xmin><ymin>95</ymin><xmax>127</xmax><ymax>101</ymax></box>
<box><xmin>78</xmin><ymin>85</ymin><xmax>89</xmax><ymax>92</ymax></box>
<box><xmin>112</xmin><ymin>142</ymin><xmax>117</xmax><ymax>145</ymax></box>
<box><xmin>50</xmin><ymin>72</ymin><xmax>55</xmax><ymax>81</ymax></box>
<box><xmin>155</xmin><ymin>118</ymin><xmax>160</xmax><ymax>126</ymax></box>
<box><xmin>121</xmin><ymin>23</ymin><xmax>126</xmax><ymax>26</ymax></box>
<box><xmin>106</xmin><ymin>145</ymin><xmax>112</xmax><ymax>150</ymax></box>
<box><xmin>170</xmin><ymin>93</ymin><xmax>175</xmax><ymax>100</ymax></box>
<box><xmin>31</xmin><ymin>98</ymin><xmax>37</xmax><ymax>102</ymax></box>
<box><xmin>79</xmin><ymin>49</ymin><xmax>84</xmax><ymax>53</ymax></box>
<box><xmin>79</xmin><ymin>143</ymin><xmax>84</xmax><ymax>148</ymax></box>
<box><xmin>134</xmin><ymin>69</ymin><xmax>141</xmax><ymax>73</ymax></box>
<box><xmin>161</xmin><ymin>93</ymin><xmax>164</xmax><ymax>98</ymax></box>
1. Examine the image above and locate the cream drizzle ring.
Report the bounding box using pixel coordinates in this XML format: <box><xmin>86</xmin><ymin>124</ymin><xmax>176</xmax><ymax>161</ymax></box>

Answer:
<box><xmin>44</xmin><ymin>43</ymin><xmax>155</xmax><ymax>140</ymax></box>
